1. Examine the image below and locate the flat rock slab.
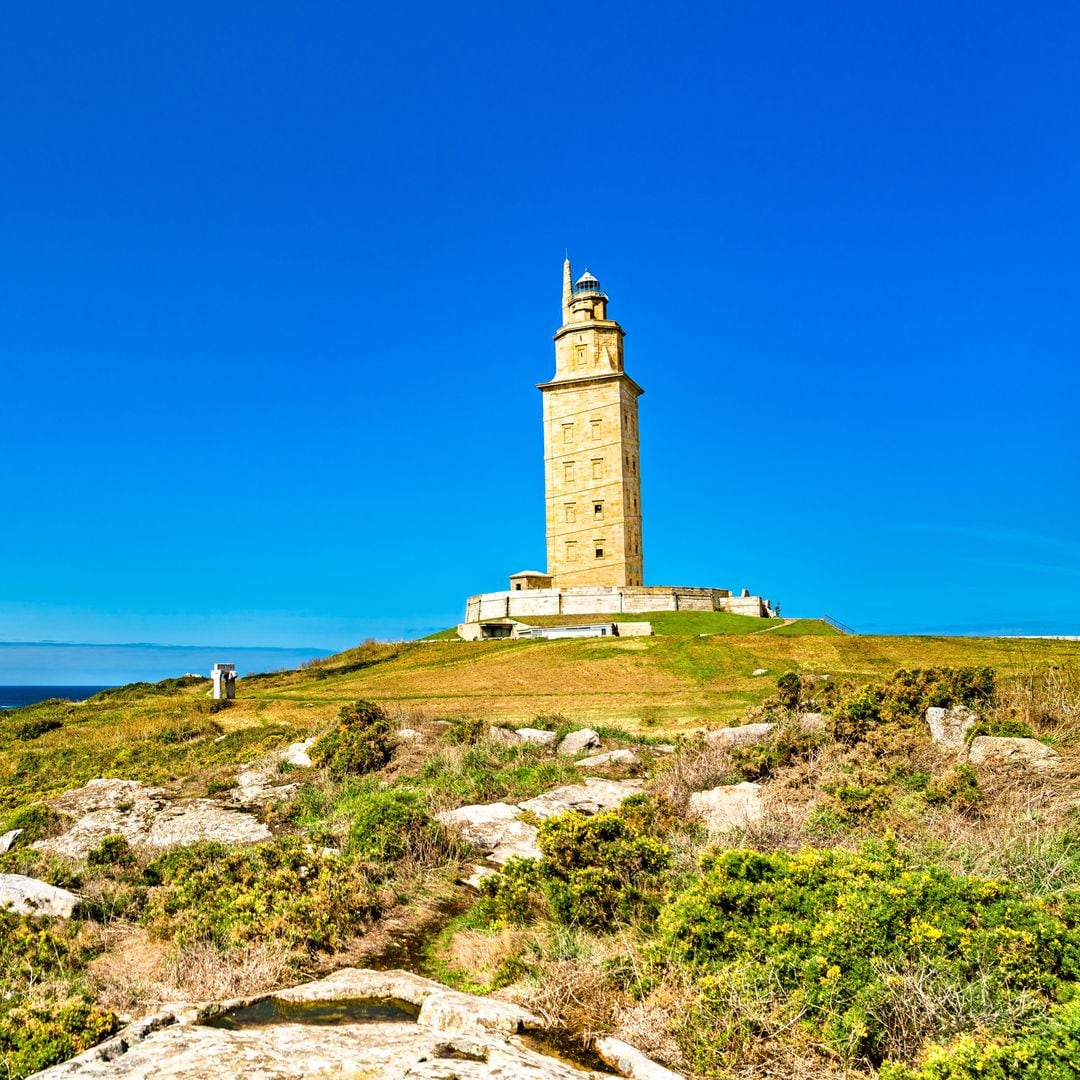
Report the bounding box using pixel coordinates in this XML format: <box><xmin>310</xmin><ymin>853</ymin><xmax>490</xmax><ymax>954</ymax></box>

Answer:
<box><xmin>0</xmin><ymin>828</ymin><xmax>23</xmax><ymax>853</ymax></box>
<box><xmin>574</xmin><ymin>749</ymin><xmax>638</xmax><ymax>768</ymax></box>
<box><xmin>703</xmin><ymin>723</ymin><xmax>775</xmax><ymax>748</ymax></box>
<box><xmin>518</xmin><ymin>778</ymin><xmax>644</xmax><ymax>820</ymax></box>
<box><xmin>968</xmin><ymin>736</ymin><xmax>1061</xmax><ymax>769</ymax></box>
<box><xmin>516</xmin><ymin>728</ymin><xmax>559</xmax><ymax>746</ymax></box>
<box><xmin>0</xmin><ymin>873</ymin><xmax>82</xmax><ymax>917</ymax></box>
<box><xmin>35</xmin><ymin>779</ymin><xmax>272</xmax><ymax>860</ymax></box>
<box><xmin>33</xmin><ymin>967</ymin><xmax>631</xmax><ymax>1079</ymax></box>
<box><xmin>689</xmin><ymin>782</ymin><xmax>764</xmax><ymax>834</ymax></box>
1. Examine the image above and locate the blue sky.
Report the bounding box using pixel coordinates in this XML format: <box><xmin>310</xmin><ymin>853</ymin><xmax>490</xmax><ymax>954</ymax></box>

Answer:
<box><xmin>2</xmin><ymin>2</ymin><xmax>1078</xmax><ymax>680</ymax></box>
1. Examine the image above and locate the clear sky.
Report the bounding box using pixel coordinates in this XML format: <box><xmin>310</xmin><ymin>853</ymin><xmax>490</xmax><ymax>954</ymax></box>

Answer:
<box><xmin>2</xmin><ymin>1</ymin><xmax>1078</xmax><ymax>679</ymax></box>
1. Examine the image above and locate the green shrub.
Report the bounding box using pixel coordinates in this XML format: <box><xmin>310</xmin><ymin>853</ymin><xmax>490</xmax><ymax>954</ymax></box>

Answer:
<box><xmin>728</xmin><ymin>723</ymin><xmax>818</xmax><ymax>781</ymax></box>
<box><xmin>310</xmin><ymin>700</ymin><xmax>397</xmax><ymax>778</ymax></box>
<box><xmin>0</xmin><ymin>1001</ymin><xmax>117</xmax><ymax>1079</ymax></box>
<box><xmin>0</xmin><ymin>803</ymin><xmax>66</xmax><ymax>844</ymax></box>
<box><xmin>87</xmin><ymin>834</ymin><xmax>136</xmax><ymax>868</ymax></box>
<box><xmin>142</xmin><ymin>838</ymin><xmax>381</xmax><ymax>951</ymax></box>
<box><xmin>15</xmin><ymin>718</ymin><xmax>62</xmax><ymax>741</ymax></box>
<box><xmin>478</xmin><ymin>796</ymin><xmax>671</xmax><ymax>931</ymax></box>
<box><xmin>968</xmin><ymin>717</ymin><xmax>1036</xmax><ymax>741</ymax></box>
<box><xmin>476</xmin><ymin>857</ymin><xmax>548</xmax><ymax>927</ymax></box>
<box><xmin>881</xmin><ymin>996</ymin><xmax>1080</xmax><ymax>1080</ymax></box>
<box><xmin>831</xmin><ymin>668</ymin><xmax>995</xmax><ymax>744</ymax></box>
<box><xmin>660</xmin><ymin>843</ymin><xmax>1080</xmax><ymax>1066</ymax></box>
<box><xmin>347</xmin><ymin>788</ymin><xmax>447</xmax><ymax>863</ymax></box>
<box><xmin>776</xmin><ymin>671</ymin><xmax>801</xmax><ymax>709</ymax></box>
<box><xmin>925</xmin><ymin>764</ymin><xmax>982</xmax><ymax>810</ymax></box>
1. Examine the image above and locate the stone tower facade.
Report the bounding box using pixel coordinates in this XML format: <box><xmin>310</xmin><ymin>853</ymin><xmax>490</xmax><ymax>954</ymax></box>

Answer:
<box><xmin>538</xmin><ymin>260</ymin><xmax>644</xmax><ymax>588</ymax></box>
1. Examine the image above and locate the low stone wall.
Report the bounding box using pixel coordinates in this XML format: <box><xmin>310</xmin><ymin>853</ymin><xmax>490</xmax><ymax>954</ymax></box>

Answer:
<box><xmin>464</xmin><ymin>585</ymin><xmax>774</xmax><ymax>623</ymax></box>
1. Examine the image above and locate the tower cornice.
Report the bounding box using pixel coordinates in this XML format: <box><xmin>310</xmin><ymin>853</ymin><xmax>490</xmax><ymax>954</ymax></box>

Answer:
<box><xmin>553</xmin><ymin>320</ymin><xmax>625</xmax><ymax>343</ymax></box>
<box><xmin>536</xmin><ymin>371</ymin><xmax>644</xmax><ymax>396</ymax></box>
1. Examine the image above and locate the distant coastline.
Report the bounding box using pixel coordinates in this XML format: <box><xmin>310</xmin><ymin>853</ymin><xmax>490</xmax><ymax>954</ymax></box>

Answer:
<box><xmin>0</xmin><ymin>685</ymin><xmax>112</xmax><ymax>710</ymax></box>
<box><xmin>0</xmin><ymin>641</ymin><xmax>335</xmax><ymax>687</ymax></box>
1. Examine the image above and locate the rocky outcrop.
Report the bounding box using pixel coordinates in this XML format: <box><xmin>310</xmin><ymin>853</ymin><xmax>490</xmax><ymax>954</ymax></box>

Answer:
<box><xmin>0</xmin><ymin>828</ymin><xmax>22</xmax><ymax>853</ymax></box>
<box><xmin>32</xmin><ymin>967</ymin><xmax>680</xmax><ymax>1079</ymax></box>
<box><xmin>703</xmin><ymin>723</ymin><xmax>775</xmax><ymax>748</ymax></box>
<box><xmin>516</xmin><ymin>728</ymin><xmax>560</xmax><ymax>747</ymax></box>
<box><xmin>926</xmin><ymin>705</ymin><xmax>979</xmax><ymax>750</ymax></box>
<box><xmin>280</xmin><ymin>738</ymin><xmax>316</xmax><ymax>767</ymax></box>
<box><xmin>968</xmin><ymin>736</ymin><xmax>1061</xmax><ymax>769</ymax></box>
<box><xmin>518</xmin><ymin>778</ymin><xmax>645</xmax><ymax>820</ymax></box>
<box><xmin>33</xmin><ymin>778</ymin><xmax>272</xmax><ymax>860</ymax></box>
<box><xmin>574</xmin><ymin>749</ymin><xmax>638</xmax><ymax>768</ymax></box>
<box><xmin>595</xmin><ymin>1036</ymin><xmax>686</xmax><ymax>1080</ymax></box>
<box><xmin>688</xmin><ymin>782</ymin><xmax>763</xmax><ymax>835</ymax></box>
<box><xmin>437</xmin><ymin>778</ymin><xmax>645</xmax><ymax>868</ymax></box>
<box><xmin>0</xmin><ymin>873</ymin><xmax>82</xmax><ymax>917</ymax></box>
<box><xmin>557</xmin><ymin>728</ymin><xmax>602</xmax><ymax>755</ymax></box>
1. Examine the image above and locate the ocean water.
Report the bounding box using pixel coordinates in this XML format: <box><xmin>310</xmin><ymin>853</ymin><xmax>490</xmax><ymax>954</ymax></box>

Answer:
<box><xmin>0</xmin><ymin>685</ymin><xmax>112</xmax><ymax>710</ymax></box>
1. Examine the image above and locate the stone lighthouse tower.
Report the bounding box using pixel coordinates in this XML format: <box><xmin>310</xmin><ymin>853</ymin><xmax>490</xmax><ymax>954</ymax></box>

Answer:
<box><xmin>538</xmin><ymin>260</ymin><xmax>644</xmax><ymax>587</ymax></box>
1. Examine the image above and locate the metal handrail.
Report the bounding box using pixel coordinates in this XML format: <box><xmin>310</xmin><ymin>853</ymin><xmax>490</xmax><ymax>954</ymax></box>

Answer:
<box><xmin>821</xmin><ymin>613</ymin><xmax>856</xmax><ymax>635</ymax></box>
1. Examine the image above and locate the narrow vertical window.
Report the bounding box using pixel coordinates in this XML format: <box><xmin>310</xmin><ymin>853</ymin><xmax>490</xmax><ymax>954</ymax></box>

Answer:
<box><xmin>564</xmin><ymin>461</ymin><xmax>575</xmax><ymax>482</ymax></box>
<box><xmin>565</xmin><ymin>503</ymin><xmax>576</xmax><ymax>523</ymax></box>
<box><xmin>591</xmin><ymin>459</ymin><xmax>603</xmax><ymax>480</ymax></box>
<box><xmin>590</xmin><ymin>419</ymin><xmax>601</xmax><ymax>441</ymax></box>
<box><xmin>562</xmin><ymin>423</ymin><xmax>573</xmax><ymax>445</ymax></box>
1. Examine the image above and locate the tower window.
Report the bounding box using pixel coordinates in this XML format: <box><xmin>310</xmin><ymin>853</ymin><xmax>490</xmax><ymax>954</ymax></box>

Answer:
<box><xmin>591</xmin><ymin>459</ymin><xmax>603</xmax><ymax>480</ymax></box>
<box><xmin>562</xmin><ymin>423</ymin><xmax>573</xmax><ymax>444</ymax></box>
<box><xmin>565</xmin><ymin>540</ymin><xmax>577</xmax><ymax>562</ymax></box>
<box><xmin>595</xmin><ymin>544</ymin><xmax>605</xmax><ymax>559</ymax></box>
<box><xmin>565</xmin><ymin>503</ymin><xmax>576</xmax><ymax>523</ymax></box>
<box><xmin>564</xmin><ymin>461</ymin><xmax>575</xmax><ymax>482</ymax></box>
<box><xmin>590</xmin><ymin>419</ymin><xmax>601</xmax><ymax>440</ymax></box>
<box><xmin>593</xmin><ymin>502</ymin><xmax>603</xmax><ymax>518</ymax></box>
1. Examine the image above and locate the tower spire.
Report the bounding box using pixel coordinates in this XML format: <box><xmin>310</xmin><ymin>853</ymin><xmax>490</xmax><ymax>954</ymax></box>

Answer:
<box><xmin>561</xmin><ymin>256</ymin><xmax>572</xmax><ymax>324</ymax></box>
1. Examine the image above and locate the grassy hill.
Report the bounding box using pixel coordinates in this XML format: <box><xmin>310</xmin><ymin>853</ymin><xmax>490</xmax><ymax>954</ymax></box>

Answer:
<box><xmin>3</xmin><ymin>616</ymin><xmax>1080</xmax><ymax>1079</ymax></box>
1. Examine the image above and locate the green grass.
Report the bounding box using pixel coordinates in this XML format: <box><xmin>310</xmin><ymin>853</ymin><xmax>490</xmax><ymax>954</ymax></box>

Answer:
<box><xmin>767</xmin><ymin>619</ymin><xmax>841</xmax><ymax>636</ymax></box>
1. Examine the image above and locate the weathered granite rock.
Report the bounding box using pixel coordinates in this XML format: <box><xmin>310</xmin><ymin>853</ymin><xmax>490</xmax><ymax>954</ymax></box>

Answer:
<box><xmin>703</xmin><ymin>723</ymin><xmax>775</xmax><ymax>748</ymax></box>
<box><xmin>0</xmin><ymin>828</ymin><xmax>23</xmax><ymax>853</ymax></box>
<box><xmin>0</xmin><ymin>873</ymin><xmax>82</xmax><ymax>917</ymax></box>
<box><xmin>798</xmin><ymin>712</ymin><xmax>826</xmax><ymax>734</ymax></box>
<box><xmin>280</xmin><ymin>738</ymin><xmax>315</xmax><ymax>767</ymax></box>
<box><xmin>926</xmin><ymin>705</ymin><xmax>978</xmax><ymax>750</ymax></box>
<box><xmin>557</xmin><ymin>728</ymin><xmax>602</xmax><ymax>755</ymax></box>
<box><xmin>34</xmin><ymin>779</ymin><xmax>272</xmax><ymax>860</ymax></box>
<box><xmin>574</xmin><ymin>749</ymin><xmax>638</xmax><ymax>768</ymax></box>
<box><xmin>688</xmin><ymin>782</ymin><xmax>764</xmax><ymax>834</ymax></box>
<box><xmin>32</xmin><ymin>967</ymin><xmax>639</xmax><ymax>1079</ymax></box>
<box><xmin>398</xmin><ymin>727</ymin><xmax>423</xmax><ymax>740</ymax></box>
<box><xmin>488</xmin><ymin>726</ymin><xmax>523</xmax><ymax>745</ymax></box>
<box><xmin>439</xmin><ymin>778</ymin><xmax>645</xmax><ymax>870</ymax></box>
<box><xmin>751</xmin><ymin>668</ymin><xmax>768</xmax><ymax>676</ymax></box>
<box><xmin>595</xmin><ymin>1036</ymin><xmax>685</xmax><ymax>1079</ymax></box>
<box><xmin>518</xmin><ymin>778</ymin><xmax>644</xmax><ymax>820</ymax></box>
<box><xmin>230</xmin><ymin>767</ymin><xmax>299</xmax><ymax>807</ymax></box>
<box><xmin>968</xmin><ymin>736</ymin><xmax>1061</xmax><ymax>769</ymax></box>
<box><xmin>435</xmin><ymin>802</ymin><xmax>541</xmax><ymax>864</ymax></box>
<box><xmin>516</xmin><ymin>727</ymin><xmax>559</xmax><ymax>747</ymax></box>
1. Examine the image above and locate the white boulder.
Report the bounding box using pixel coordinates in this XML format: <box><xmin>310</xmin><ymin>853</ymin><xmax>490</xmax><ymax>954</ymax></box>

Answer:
<box><xmin>0</xmin><ymin>873</ymin><xmax>82</xmax><ymax>918</ymax></box>
<box><xmin>574</xmin><ymin>749</ymin><xmax>638</xmax><ymax>768</ymax></box>
<box><xmin>926</xmin><ymin>705</ymin><xmax>978</xmax><ymax>750</ymax></box>
<box><xmin>557</xmin><ymin>728</ymin><xmax>602</xmax><ymax>755</ymax></box>
<box><xmin>515</xmin><ymin>728</ymin><xmax>559</xmax><ymax>747</ymax></box>
<box><xmin>689</xmin><ymin>782</ymin><xmax>764</xmax><ymax>835</ymax></box>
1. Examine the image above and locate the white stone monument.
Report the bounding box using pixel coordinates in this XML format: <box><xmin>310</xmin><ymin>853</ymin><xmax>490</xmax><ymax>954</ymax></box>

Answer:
<box><xmin>211</xmin><ymin>663</ymin><xmax>236</xmax><ymax>700</ymax></box>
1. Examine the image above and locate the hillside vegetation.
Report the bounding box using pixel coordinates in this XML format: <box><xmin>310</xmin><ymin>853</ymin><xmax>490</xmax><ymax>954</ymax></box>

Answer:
<box><xmin>2</xmin><ymin>617</ymin><xmax>1080</xmax><ymax>1078</ymax></box>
